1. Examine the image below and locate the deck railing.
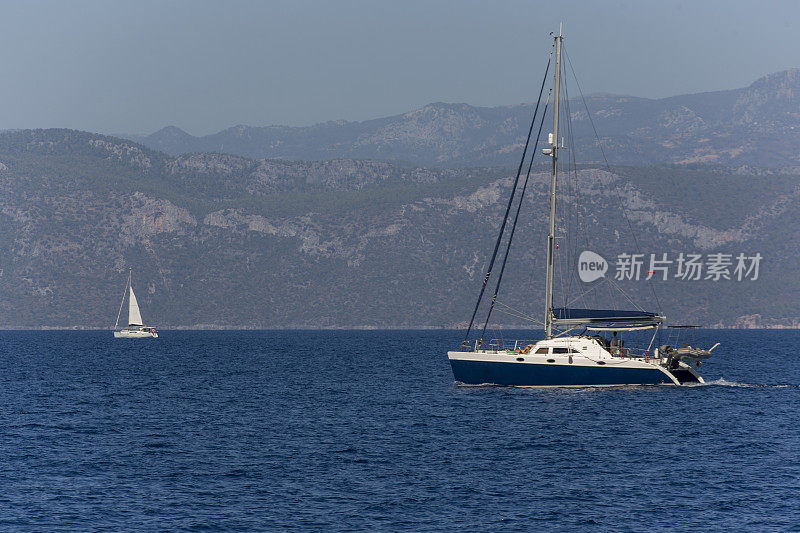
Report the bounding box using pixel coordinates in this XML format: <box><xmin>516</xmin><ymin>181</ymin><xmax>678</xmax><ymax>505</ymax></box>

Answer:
<box><xmin>475</xmin><ymin>337</ymin><xmax>660</xmax><ymax>360</ymax></box>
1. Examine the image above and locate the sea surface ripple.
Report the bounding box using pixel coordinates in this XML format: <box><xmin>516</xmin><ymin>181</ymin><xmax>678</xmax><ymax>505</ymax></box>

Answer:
<box><xmin>0</xmin><ymin>329</ymin><xmax>798</xmax><ymax>531</ymax></box>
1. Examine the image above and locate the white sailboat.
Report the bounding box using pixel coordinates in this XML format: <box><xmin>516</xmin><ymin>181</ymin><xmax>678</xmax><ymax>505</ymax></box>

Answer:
<box><xmin>113</xmin><ymin>269</ymin><xmax>158</xmax><ymax>338</ymax></box>
<box><xmin>447</xmin><ymin>29</ymin><xmax>718</xmax><ymax>386</ymax></box>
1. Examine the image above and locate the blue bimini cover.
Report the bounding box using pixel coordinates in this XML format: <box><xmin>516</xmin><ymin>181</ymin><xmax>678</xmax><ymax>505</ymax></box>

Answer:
<box><xmin>552</xmin><ymin>308</ymin><xmax>664</xmax><ymax>325</ymax></box>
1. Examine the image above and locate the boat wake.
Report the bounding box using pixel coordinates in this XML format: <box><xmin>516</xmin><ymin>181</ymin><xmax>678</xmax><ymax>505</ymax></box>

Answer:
<box><xmin>695</xmin><ymin>378</ymin><xmax>797</xmax><ymax>389</ymax></box>
<box><xmin>456</xmin><ymin>378</ymin><xmax>799</xmax><ymax>390</ymax></box>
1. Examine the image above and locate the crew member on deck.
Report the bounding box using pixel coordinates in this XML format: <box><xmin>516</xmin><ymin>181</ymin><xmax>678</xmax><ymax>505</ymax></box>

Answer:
<box><xmin>610</xmin><ymin>331</ymin><xmax>619</xmax><ymax>355</ymax></box>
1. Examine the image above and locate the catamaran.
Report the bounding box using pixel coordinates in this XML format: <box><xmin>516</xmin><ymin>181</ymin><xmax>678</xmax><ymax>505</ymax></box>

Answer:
<box><xmin>113</xmin><ymin>269</ymin><xmax>158</xmax><ymax>338</ymax></box>
<box><xmin>448</xmin><ymin>29</ymin><xmax>717</xmax><ymax>386</ymax></box>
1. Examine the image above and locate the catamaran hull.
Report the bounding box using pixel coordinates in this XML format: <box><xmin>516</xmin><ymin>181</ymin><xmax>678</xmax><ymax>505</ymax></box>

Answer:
<box><xmin>448</xmin><ymin>352</ymin><xmax>701</xmax><ymax>387</ymax></box>
<box><xmin>114</xmin><ymin>329</ymin><xmax>158</xmax><ymax>339</ymax></box>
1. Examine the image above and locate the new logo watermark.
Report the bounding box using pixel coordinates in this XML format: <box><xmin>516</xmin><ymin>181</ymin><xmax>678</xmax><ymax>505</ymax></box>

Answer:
<box><xmin>578</xmin><ymin>250</ymin><xmax>608</xmax><ymax>283</ymax></box>
<box><xmin>577</xmin><ymin>251</ymin><xmax>762</xmax><ymax>282</ymax></box>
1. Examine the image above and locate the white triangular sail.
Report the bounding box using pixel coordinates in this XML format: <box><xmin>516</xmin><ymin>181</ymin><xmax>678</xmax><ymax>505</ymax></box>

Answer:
<box><xmin>128</xmin><ymin>285</ymin><xmax>143</xmax><ymax>326</ymax></box>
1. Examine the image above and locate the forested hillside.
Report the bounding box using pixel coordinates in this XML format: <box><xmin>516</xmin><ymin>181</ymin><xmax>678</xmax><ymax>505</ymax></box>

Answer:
<box><xmin>1</xmin><ymin>129</ymin><xmax>798</xmax><ymax>328</ymax></box>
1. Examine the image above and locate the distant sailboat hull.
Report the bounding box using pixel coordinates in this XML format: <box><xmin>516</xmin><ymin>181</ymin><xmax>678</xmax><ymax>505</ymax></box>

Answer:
<box><xmin>114</xmin><ymin>328</ymin><xmax>158</xmax><ymax>339</ymax></box>
<box><xmin>448</xmin><ymin>351</ymin><xmax>702</xmax><ymax>387</ymax></box>
<box><xmin>113</xmin><ymin>269</ymin><xmax>158</xmax><ymax>339</ymax></box>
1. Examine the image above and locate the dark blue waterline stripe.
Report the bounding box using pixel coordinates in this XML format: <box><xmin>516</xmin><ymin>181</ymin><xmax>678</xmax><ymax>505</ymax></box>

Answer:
<box><xmin>450</xmin><ymin>359</ymin><xmax>673</xmax><ymax>386</ymax></box>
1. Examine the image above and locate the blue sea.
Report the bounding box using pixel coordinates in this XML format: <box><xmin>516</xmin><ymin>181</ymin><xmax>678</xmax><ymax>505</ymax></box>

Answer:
<box><xmin>0</xmin><ymin>330</ymin><xmax>798</xmax><ymax>531</ymax></box>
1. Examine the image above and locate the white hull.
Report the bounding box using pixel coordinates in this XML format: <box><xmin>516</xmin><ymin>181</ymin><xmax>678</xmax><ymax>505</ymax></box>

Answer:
<box><xmin>448</xmin><ymin>337</ymin><xmax>704</xmax><ymax>387</ymax></box>
<box><xmin>114</xmin><ymin>270</ymin><xmax>157</xmax><ymax>338</ymax></box>
<box><xmin>114</xmin><ymin>328</ymin><xmax>158</xmax><ymax>339</ymax></box>
<box><xmin>447</xmin><ymin>32</ymin><xmax>717</xmax><ymax>387</ymax></box>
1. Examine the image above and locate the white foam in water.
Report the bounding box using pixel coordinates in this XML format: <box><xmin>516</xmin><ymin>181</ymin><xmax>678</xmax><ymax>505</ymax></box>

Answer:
<box><xmin>705</xmin><ymin>378</ymin><xmax>753</xmax><ymax>387</ymax></box>
<box><xmin>702</xmin><ymin>378</ymin><xmax>795</xmax><ymax>388</ymax></box>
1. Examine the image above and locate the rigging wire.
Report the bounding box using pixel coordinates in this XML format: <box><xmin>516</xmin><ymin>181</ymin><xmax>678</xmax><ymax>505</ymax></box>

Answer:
<box><xmin>554</xmin><ymin>73</ymin><xmax>568</xmax><ymax>315</ymax></box>
<box><xmin>563</xmin><ymin>46</ymin><xmax>663</xmax><ymax>314</ymax></box>
<box><xmin>606</xmin><ymin>277</ymin><xmax>647</xmax><ymax>312</ymax></box>
<box><xmin>562</xmin><ymin>64</ymin><xmax>588</xmax><ymax>309</ymax></box>
<box><xmin>494</xmin><ymin>300</ymin><xmax>546</xmax><ymax>324</ymax></box>
<box><xmin>461</xmin><ymin>48</ymin><xmax>553</xmax><ymax>346</ymax></box>
<box><xmin>553</xmin><ymin>54</ymin><xmax>595</xmax><ymax>327</ymax></box>
<box><xmin>559</xmin><ymin>64</ymin><xmax>573</xmax><ymax>310</ymax></box>
<box><xmin>562</xmin><ymin>61</ymin><xmax>613</xmax><ymax>311</ymax></box>
<box><xmin>564</xmin><ymin>277</ymin><xmax>611</xmax><ymax>307</ymax></box>
<box><xmin>493</xmin><ymin>307</ymin><xmax>546</xmax><ymax>327</ymax></box>
<box><xmin>113</xmin><ymin>271</ymin><xmax>129</xmax><ymax>330</ymax></box>
<box><xmin>478</xmin><ymin>91</ymin><xmax>552</xmax><ymax>342</ymax></box>
<box><xmin>465</xmin><ymin>39</ymin><xmax>664</xmax><ymax>343</ymax></box>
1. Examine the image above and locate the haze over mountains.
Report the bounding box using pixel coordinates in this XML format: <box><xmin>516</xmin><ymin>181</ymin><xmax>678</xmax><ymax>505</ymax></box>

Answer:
<box><xmin>2</xmin><ymin>70</ymin><xmax>800</xmax><ymax>329</ymax></box>
<box><xmin>128</xmin><ymin>69</ymin><xmax>800</xmax><ymax>168</ymax></box>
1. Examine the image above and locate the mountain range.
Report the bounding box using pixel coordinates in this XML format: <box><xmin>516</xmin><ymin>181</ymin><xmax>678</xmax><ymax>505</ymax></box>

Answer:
<box><xmin>2</xmin><ymin>69</ymin><xmax>800</xmax><ymax>328</ymax></box>
<box><xmin>127</xmin><ymin>69</ymin><xmax>800</xmax><ymax>168</ymax></box>
<box><xmin>1</xmin><ymin>125</ymin><xmax>799</xmax><ymax>329</ymax></box>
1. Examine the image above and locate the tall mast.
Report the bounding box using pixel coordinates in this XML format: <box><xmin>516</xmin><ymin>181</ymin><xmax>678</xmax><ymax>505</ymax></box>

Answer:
<box><xmin>544</xmin><ymin>28</ymin><xmax>562</xmax><ymax>339</ymax></box>
<box><xmin>113</xmin><ymin>269</ymin><xmax>130</xmax><ymax>331</ymax></box>
<box><xmin>127</xmin><ymin>269</ymin><xmax>132</xmax><ymax>325</ymax></box>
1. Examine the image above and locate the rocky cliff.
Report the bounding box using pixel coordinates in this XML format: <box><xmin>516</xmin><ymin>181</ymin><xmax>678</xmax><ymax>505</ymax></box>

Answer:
<box><xmin>1</xmin><ymin>129</ymin><xmax>798</xmax><ymax>328</ymax></box>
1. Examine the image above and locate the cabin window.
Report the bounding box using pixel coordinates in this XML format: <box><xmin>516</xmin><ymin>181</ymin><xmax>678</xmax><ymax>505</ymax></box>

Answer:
<box><xmin>534</xmin><ymin>348</ymin><xmax>549</xmax><ymax>354</ymax></box>
<box><xmin>553</xmin><ymin>347</ymin><xmax>580</xmax><ymax>354</ymax></box>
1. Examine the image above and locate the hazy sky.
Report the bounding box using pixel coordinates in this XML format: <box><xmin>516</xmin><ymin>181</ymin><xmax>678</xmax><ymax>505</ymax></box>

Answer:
<box><xmin>0</xmin><ymin>0</ymin><xmax>798</xmax><ymax>135</ymax></box>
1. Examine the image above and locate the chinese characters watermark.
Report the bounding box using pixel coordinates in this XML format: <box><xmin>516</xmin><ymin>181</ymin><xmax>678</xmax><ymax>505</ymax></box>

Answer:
<box><xmin>578</xmin><ymin>251</ymin><xmax>762</xmax><ymax>283</ymax></box>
